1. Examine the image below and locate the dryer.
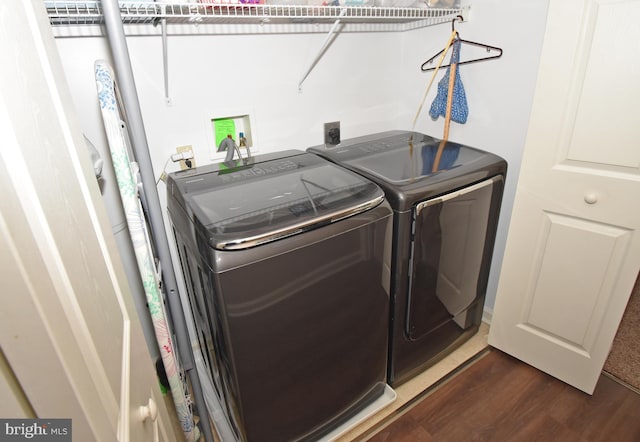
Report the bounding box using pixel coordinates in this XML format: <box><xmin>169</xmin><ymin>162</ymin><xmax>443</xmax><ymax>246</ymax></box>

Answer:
<box><xmin>167</xmin><ymin>150</ymin><xmax>393</xmax><ymax>441</ymax></box>
<box><xmin>308</xmin><ymin>131</ymin><xmax>506</xmax><ymax>386</ymax></box>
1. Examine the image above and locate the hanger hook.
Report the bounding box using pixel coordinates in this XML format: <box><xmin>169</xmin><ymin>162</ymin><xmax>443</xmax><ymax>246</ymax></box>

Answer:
<box><xmin>452</xmin><ymin>15</ymin><xmax>463</xmax><ymax>32</ymax></box>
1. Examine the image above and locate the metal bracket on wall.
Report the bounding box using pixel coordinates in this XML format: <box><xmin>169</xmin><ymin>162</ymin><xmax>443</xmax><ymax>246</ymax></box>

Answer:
<box><xmin>298</xmin><ymin>8</ymin><xmax>348</xmax><ymax>92</ymax></box>
<box><xmin>157</xmin><ymin>4</ymin><xmax>171</xmax><ymax>105</ymax></box>
<box><xmin>161</xmin><ymin>16</ymin><xmax>171</xmax><ymax>105</ymax></box>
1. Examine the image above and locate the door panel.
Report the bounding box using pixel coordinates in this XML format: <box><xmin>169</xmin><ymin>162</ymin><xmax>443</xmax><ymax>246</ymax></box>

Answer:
<box><xmin>566</xmin><ymin>2</ymin><xmax>640</xmax><ymax>167</ymax></box>
<box><xmin>523</xmin><ymin>213</ymin><xmax>631</xmax><ymax>349</ymax></box>
<box><xmin>408</xmin><ymin>176</ymin><xmax>501</xmax><ymax>339</ymax></box>
<box><xmin>489</xmin><ymin>0</ymin><xmax>640</xmax><ymax>394</ymax></box>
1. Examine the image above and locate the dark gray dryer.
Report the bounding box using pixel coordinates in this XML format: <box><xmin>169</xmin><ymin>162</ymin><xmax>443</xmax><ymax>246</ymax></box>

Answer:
<box><xmin>167</xmin><ymin>150</ymin><xmax>393</xmax><ymax>441</ymax></box>
<box><xmin>308</xmin><ymin>131</ymin><xmax>506</xmax><ymax>386</ymax></box>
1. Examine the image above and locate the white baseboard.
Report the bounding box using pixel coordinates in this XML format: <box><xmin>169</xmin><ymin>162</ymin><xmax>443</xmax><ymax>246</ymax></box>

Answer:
<box><xmin>482</xmin><ymin>307</ymin><xmax>493</xmax><ymax>325</ymax></box>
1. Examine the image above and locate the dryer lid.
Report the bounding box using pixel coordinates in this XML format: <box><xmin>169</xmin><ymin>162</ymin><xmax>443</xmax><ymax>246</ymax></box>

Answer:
<box><xmin>170</xmin><ymin>151</ymin><xmax>384</xmax><ymax>250</ymax></box>
<box><xmin>313</xmin><ymin>131</ymin><xmax>487</xmax><ymax>183</ymax></box>
<box><xmin>307</xmin><ymin>131</ymin><xmax>507</xmax><ymax>212</ymax></box>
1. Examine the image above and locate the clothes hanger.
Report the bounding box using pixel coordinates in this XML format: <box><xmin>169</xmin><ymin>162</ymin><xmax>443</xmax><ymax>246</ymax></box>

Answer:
<box><xmin>421</xmin><ymin>16</ymin><xmax>503</xmax><ymax>72</ymax></box>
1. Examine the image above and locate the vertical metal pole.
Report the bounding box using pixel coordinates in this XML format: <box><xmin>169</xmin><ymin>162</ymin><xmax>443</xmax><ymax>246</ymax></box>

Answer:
<box><xmin>100</xmin><ymin>2</ymin><xmax>213</xmax><ymax>441</ymax></box>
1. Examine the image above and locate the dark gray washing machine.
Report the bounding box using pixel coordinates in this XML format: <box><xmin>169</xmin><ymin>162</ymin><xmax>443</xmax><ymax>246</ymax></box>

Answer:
<box><xmin>308</xmin><ymin>131</ymin><xmax>506</xmax><ymax>386</ymax></box>
<box><xmin>167</xmin><ymin>150</ymin><xmax>393</xmax><ymax>441</ymax></box>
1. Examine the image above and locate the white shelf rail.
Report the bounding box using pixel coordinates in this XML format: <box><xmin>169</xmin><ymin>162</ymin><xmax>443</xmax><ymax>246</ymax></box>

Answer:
<box><xmin>45</xmin><ymin>1</ymin><xmax>470</xmax><ymax>30</ymax></box>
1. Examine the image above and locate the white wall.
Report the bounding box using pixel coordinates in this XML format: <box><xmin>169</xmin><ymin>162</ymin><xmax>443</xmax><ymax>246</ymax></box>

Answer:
<box><xmin>54</xmin><ymin>0</ymin><xmax>549</xmax><ymax>310</ymax></box>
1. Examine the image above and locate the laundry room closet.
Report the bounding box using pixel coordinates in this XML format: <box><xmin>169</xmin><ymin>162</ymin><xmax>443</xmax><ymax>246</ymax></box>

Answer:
<box><xmin>46</xmin><ymin>0</ymin><xmax>550</xmax><ymax>439</ymax></box>
<box><xmin>5</xmin><ymin>1</ymin><xmax>640</xmax><ymax>440</ymax></box>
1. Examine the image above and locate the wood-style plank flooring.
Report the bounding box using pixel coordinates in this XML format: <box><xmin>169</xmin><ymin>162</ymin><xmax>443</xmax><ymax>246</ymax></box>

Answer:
<box><xmin>366</xmin><ymin>349</ymin><xmax>640</xmax><ymax>442</ymax></box>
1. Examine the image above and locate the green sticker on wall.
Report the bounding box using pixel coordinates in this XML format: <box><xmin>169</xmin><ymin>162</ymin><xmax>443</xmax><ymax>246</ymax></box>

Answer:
<box><xmin>214</xmin><ymin>118</ymin><xmax>236</xmax><ymax>151</ymax></box>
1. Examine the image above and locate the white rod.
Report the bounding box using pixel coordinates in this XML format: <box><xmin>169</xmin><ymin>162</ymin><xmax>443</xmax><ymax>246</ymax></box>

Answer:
<box><xmin>298</xmin><ymin>8</ymin><xmax>347</xmax><ymax>91</ymax></box>
<box><xmin>162</xmin><ymin>17</ymin><xmax>170</xmax><ymax>105</ymax></box>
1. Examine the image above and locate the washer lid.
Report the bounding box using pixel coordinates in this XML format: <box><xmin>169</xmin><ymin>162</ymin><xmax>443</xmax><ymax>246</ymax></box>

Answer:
<box><xmin>171</xmin><ymin>151</ymin><xmax>384</xmax><ymax>250</ymax></box>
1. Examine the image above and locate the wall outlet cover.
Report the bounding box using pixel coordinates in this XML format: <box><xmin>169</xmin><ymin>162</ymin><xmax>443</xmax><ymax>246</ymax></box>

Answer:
<box><xmin>176</xmin><ymin>145</ymin><xmax>195</xmax><ymax>170</ymax></box>
<box><xmin>324</xmin><ymin>121</ymin><xmax>341</xmax><ymax>145</ymax></box>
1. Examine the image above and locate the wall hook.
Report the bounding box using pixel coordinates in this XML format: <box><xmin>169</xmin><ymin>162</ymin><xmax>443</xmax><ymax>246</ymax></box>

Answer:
<box><xmin>452</xmin><ymin>15</ymin><xmax>463</xmax><ymax>32</ymax></box>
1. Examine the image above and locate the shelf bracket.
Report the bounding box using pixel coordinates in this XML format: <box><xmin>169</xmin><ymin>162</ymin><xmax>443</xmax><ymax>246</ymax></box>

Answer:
<box><xmin>298</xmin><ymin>8</ymin><xmax>348</xmax><ymax>91</ymax></box>
<box><xmin>161</xmin><ymin>16</ymin><xmax>171</xmax><ymax>105</ymax></box>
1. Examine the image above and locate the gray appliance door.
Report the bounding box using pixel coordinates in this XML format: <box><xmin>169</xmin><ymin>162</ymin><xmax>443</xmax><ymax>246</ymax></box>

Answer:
<box><xmin>212</xmin><ymin>204</ymin><xmax>392</xmax><ymax>442</ymax></box>
<box><xmin>406</xmin><ymin>175</ymin><xmax>504</xmax><ymax>340</ymax></box>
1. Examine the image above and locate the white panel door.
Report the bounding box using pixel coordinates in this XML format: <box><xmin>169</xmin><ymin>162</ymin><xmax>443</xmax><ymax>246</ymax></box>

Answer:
<box><xmin>0</xmin><ymin>1</ymin><xmax>178</xmax><ymax>440</ymax></box>
<box><xmin>489</xmin><ymin>0</ymin><xmax>640</xmax><ymax>394</ymax></box>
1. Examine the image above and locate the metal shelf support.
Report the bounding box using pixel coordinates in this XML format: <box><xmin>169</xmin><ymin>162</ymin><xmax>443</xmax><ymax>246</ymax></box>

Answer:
<box><xmin>298</xmin><ymin>7</ymin><xmax>347</xmax><ymax>91</ymax></box>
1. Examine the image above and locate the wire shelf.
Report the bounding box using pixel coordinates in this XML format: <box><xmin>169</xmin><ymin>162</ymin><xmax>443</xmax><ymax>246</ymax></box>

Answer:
<box><xmin>45</xmin><ymin>1</ymin><xmax>469</xmax><ymax>29</ymax></box>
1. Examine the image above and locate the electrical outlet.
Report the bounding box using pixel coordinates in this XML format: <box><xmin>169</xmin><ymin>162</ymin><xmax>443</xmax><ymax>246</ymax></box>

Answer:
<box><xmin>176</xmin><ymin>145</ymin><xmax>195</xmax><ymax>170</ymax></box>
<box><xmin>324</xmin><ymin>121</ymin><xmax>341</xmax><ymax>146</ymax></box>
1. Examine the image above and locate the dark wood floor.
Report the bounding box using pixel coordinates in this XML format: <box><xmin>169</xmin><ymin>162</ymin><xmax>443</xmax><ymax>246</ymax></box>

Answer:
<box><xmin>365</xmin><ymin>349</ymin><xmax>640</xmax><ymax>442</ymax></box>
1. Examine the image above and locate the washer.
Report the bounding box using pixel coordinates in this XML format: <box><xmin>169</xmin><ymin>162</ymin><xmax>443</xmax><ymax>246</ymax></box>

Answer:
<box><xmin>167</xmin><ymin>151</ymin><xmax>393</xmax><ymax>441</ymax></box>
<box><xmin>308</xmin><ymin>131</ymin><xmax>506</xmax><ymax>386</ymax></box>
